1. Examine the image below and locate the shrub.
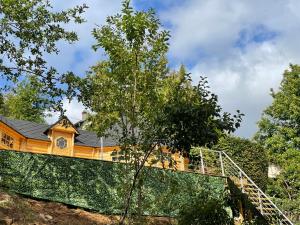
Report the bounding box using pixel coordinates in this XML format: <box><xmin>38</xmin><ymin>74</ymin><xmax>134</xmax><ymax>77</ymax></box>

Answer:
<box><xmin>177</xmin><ymin>193</ymin><xmax>233</xmax><ymax>225</ymax></box>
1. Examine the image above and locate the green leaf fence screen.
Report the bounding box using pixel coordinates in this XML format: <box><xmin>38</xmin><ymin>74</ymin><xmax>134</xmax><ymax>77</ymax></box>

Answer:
<box><xmin>0</xmin><ymin>150</ymin><xmax>226</xmax><ymax>216</ymax></box>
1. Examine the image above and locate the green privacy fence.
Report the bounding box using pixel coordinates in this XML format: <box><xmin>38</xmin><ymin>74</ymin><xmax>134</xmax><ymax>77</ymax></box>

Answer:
<box><xmin>0</xmin><ymin>150</ymin><xmax>226</xmax><ymax>216</ymax></box>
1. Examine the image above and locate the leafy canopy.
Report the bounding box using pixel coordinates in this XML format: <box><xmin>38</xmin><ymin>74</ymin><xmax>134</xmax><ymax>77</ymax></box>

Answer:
<box><xmin>1</xmin><ymin>78</ymin><xmax>49</xmax><ymax>123</ymax></box>
<box><xmin>0</xmin><ymin>93</ymin><xmax>6</xmax><ymax>115</ymax></box>
<box><xmin>80</xmin><ymin>0</ymin><xmax>170</xmax><ymax>151</ymax></box>
<box><xmin>255</xmin><ymin>64</ymin><xmax>300</xmax><ymax>155</ymax></box>
<box><xmin>80</xmin><ymin>1</ymin><xmax>243</xmax><ymax>223</ymax></box>
<box><xmin>80</xmin><ymin>1</ymin><xmax>171</xmax><ymax>222</ymax></box>
<box><xmin>0</xmin><ymin>0</ymin><xmax>87</xmax><ymax>111</ymax></box>
<box><xmin>158</xmin><ymin>66</ymin><xmax>243</xmax><ymax>153</ymax></box>
<box><xmin>255</xmin><ymin>64</ymin><xmax>300</xmax><ymax>222</ymax></box>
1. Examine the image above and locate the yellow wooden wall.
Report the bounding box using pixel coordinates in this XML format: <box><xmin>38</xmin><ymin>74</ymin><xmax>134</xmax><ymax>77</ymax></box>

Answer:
<box><xmin>26</xmin><ymin>139</ymin><xmax>49</xmax><ymax>154</ymax></box>
<box><xmin>0</xmin><ymin>122</ymin><xmax>188</xmax><ymax>171</ymax></box>
<box><xmin>0</xmin><ymin>122</ymin><xmax>23</xmax><ymax>151</ymax></box>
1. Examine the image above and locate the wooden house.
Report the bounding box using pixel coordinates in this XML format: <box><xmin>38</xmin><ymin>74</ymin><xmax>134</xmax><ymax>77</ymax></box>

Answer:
<box><xmin>0</xmin><ymin>115</ymin><xmax>188</xmax><ymax>170</ymax></box>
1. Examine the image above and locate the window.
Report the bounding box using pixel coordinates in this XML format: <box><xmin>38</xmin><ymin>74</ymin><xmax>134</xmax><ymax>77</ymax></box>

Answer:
<box><xmin>56</xmin><ymin>137</ymin><xmax>67</xmax><ymax>149</ymax></box>
<box><xmin>111</xmin><ymin>150</ymin><xmax>125</xmax><ymax>162</ymax></box>
<box><xmin>1</xmin><ymin>133</ymin><xmax>14</xmax><ymax>148</ymax></box>
<box><xmin>111</xmin><ymin>150</ymin><xmax>118</xmax><ymax>161</ymax></box>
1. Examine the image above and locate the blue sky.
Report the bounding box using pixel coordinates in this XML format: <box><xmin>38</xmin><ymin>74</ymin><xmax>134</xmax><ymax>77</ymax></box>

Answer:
<box><xmin>5</xmin><ymin>0</ymin><xmax>300</xmax><ymax>138</ymax></box>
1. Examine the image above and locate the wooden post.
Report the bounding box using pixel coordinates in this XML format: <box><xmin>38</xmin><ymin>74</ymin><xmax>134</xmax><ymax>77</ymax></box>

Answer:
<box><xmin>219</xmin><ymin>151</ymin><xmax>225</xmax><ymax>176</ymax></box>
<box><xmin>50</xmin><ymin>131</ymin><xmax>54</xmax><ymax>154</ymax></box>
<box><xmin>238</xmin><ymin>199</ymin><xmax>244</xmax><ymax>224</ymax></box>
<box><xmin>258</xmin><ymin>190</ymin><xmax>263</xmax><ymax>214</ymax></box>
<box><xmin>71</xmin><ymin>133</ymin><xmax>75</xmax><ymax>156</ymax></box>
<box><xmin>100</xmin><ymin>137</ymin><xmax>103</xmax><ymax>160</ymax></box>
<box><xmin>200</xmin><ymin>148</ymin><xmax>205</xmax><ymax>174</ymax></box>
<box><xmin>240</xmin><ymin>171</ymin><xmax>244</xmax><ymax>193</ymax></box>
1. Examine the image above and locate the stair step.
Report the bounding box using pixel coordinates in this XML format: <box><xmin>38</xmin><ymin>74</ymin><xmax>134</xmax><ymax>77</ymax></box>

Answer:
<box><xmin>249</xmin><ymin>196</ymin><xmax>269</xmax><ymax>201</ymax></box>
<box><xmin>247</xmin><ymin>192</ymin><xmax>267</xmax><ymax>197</ymax></box>
<box><xmin>263</xmin><ymin>208</ymin><xmax>277</xmax><ymax>212</ymax></box>
<box><xmin>250</xmin><ymin>199</ymin><xmax>270</xmax><ymax>203</ymax></box>
<box><xmin>251</xmin><ymin>201</ymin><xmax>273</xmax><ymax>205</ymax></box>
<box><xmin>261</xmin><ymin>212</ymin><xmax>277</xmax><ymax>216</ymax></box>
<box><xmin>244</xmin><ymin>187</ymin><xmax>256</xmax><ymax>191</ymax></box>
<box><xmin>256</xmin><ymin>206</ymin><xmax>277</xmax><ymax>211</ymax></box>
<box><xmin>246</xmin><ymin>192</ymin><xmax>265</xmax><ymax>197</ymax></box>
<box><xmin>250</xmin><ymin>198</ymin><xmax>271</xmax><ymax>202</ymax></box>
<box><xmin>246</xmin><ymin>190</ymin><xmax>260</xmax><ymax>195</ymax></box>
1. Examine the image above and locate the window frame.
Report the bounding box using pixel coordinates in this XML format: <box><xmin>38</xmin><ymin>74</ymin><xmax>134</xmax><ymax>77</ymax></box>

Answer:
<box><xmin>1</xmin><ymin>132</ymin><xmax>14</xmax><ymax>149</ymax></box>
<box><xmin>56</xmin><ymin>137</ymin><xmax>67</xmax><ymax>149</ymax></box>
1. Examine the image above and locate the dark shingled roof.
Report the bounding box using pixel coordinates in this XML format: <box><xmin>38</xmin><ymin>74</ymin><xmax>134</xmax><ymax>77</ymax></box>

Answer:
<box><xmin>0</xmin><ymin>115</ymin><xmax>117</xmax><ymax>148</ymax></box>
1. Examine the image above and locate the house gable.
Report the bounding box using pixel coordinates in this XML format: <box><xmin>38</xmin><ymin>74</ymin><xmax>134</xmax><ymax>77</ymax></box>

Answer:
<box><xmin>45</xmin><ymin>116</ymin><xmax>79</xmax><ymax>135</ymax></box>
<box><xmin>45</xmin><ymin>116</ymin><xmax>79</xmax><ymax>156</ymax></box>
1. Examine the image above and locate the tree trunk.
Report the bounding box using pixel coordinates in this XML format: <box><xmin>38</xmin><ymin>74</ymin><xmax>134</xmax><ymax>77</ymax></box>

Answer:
<box><xmin>119</xmin><ymin>148</ymin><xmax>153</xmax><ymax>225</ymax></box>
<box><xmin>137</xmin><ymin>176</ymin><xmax>144</xmax><ymax>220</ymax></box>
<box><xmin>119</xmin><ymin>170</ymin><xmax>141</xmax><ymax>225</ymax></box>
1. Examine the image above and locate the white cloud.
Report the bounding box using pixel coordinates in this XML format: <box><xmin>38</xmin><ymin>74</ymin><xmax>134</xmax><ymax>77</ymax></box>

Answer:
<box><xmin>161</xmin><ymin>0</ymin><xmax>300</xmax><ymax>137</ymax></box>
<box><xmin>191</xmin><ymin>42</ymin><xmax>289</xmax><ymax>137</ymax></box>
<box><xmin>162</xmin><ymin>0</ymin><xmax>248</xmax><ymax>58</ymax></box>
<box><xmin>44</xmin><ymin>0</ymin><xmax>300</xmax><ymax>137</ymax></box>
<box><xmin>45</xmin><ymin>98</ymin><xmax>85</xmax><ymax>125</ymax></box>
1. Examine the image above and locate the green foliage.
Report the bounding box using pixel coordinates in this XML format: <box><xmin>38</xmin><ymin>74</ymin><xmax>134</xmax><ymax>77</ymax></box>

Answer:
<box><xmin>255</xmin><ymin>64</ymin><xmax>300</xmax><ymax>155</ymax></box>
<box><xmin>80</xmin><ymin>0</ymin><xmax>170</xmax><ymax>180</ymax></box>
<box><xmin>0</xmin><ymin>93</ymin><xmax>8</xmax><ymax>115</ymax></box>
<box><xmin>214</xmin><ymin>136</ymin><xmax>268</xmax><ymax>190</ymax></box>
<box><xmin>0</xmin><ymin>150</ymin><xmax>227</xmax><ymax>217</ymax></box>
<box><xmin>158</xmin><ymin>66</ymin><xmax>244</xmax><ymax>152</ymax></box>
<box><xmin>255</xmin><ymin>64</ymin><xmax>300</xmax><ymax>223</ymax></box>
<box><xmin>79</xmin><ymin>2</ymin><xmax>172</xmax><ymax>221</ymax></box>
<box><xmin>266</xmin><ymin>149</ymin><xmax>300</xmax><ymax>223</ymax></box>
<box><xmin>81</xmin><ymin>0</ymin><xmax>169</xmax><ymax>137</ymax></box>
<box><xmin>0</xmin><ymin>0</ymin><xmax>87</xmax><ymax>110</ymax></box>
<box><xmin>1</xmin><ymin>79</ymin><xmax>49</xmax><ymax>123</ymax></box>
<box><xmin>177</xmin><ymin>194</ymin><xmax>233</xmax><ymax>225</ymax></box>
<box><xmin>80</xmin><ymin>0</ymin><xmax>242</xmax><ymax>156</ymax></box>
<box><xmin>79</xmin><ymin>1</ymin><xmax>242</xmax><ymax>222</ymax></box>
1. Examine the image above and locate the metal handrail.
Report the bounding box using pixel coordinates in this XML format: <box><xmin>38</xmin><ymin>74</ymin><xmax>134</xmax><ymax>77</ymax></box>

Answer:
<box><xmin>221</xmin><ymin>151</ymin><xmax>293</xmax><ymax>224</ymax></box>
<box><xmin>197</xmin><ymin>148</ymin><xmax>294</xmax><ymax>225</ymax></box>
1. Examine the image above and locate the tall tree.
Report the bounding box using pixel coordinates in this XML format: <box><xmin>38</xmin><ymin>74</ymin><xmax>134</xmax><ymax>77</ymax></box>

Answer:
<box><xmin>0</xmin><ymin>0</ymin><xmax>87</xmax><ymax>111</ymax></box>
<box><xmin>255</xmin><ymin>64</ymin><xmax>300</xmax><ymax>222</ymax></box>
<box><xmin>255</xmin><ymin>64</ymin><xmax>300</xmax><ymax>154</ymax></box>
<box><xmin>80</xmin><ymin>1</ymin><xmax>242</xmax><ymax>223</ymax></box>
<box><xmin>81</xmin><ymin>2</ymin><xmax>170</xmax><ymax>222</ymax></box>
<box><xmin>2</xmin><ymin>79</ymin><xmax>49</xmax><ymax>123</ymax></box>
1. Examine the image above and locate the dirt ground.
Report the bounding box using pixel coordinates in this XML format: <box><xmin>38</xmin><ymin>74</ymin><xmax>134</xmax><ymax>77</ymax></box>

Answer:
<box><xmin>0</xmin><ymin>188</ymin><xmax>174</xmax><ymax>225</ymax></box>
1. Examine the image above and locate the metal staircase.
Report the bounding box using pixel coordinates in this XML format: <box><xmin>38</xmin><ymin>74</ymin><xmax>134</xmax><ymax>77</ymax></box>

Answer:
<box><xmin>189</xmin><ymin>149</ymin><xmax>294</xmax><ymax>225</ymax></box>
